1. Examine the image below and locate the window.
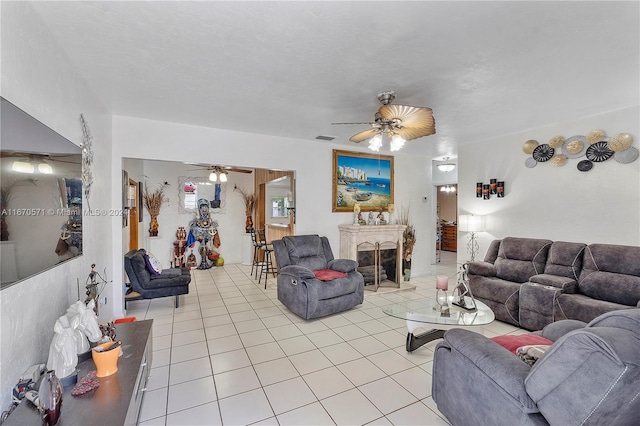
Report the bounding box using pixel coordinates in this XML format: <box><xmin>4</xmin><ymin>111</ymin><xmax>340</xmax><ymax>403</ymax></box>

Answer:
<box><xmin>271</xmin><ymin>196</ymin><xmax>287</xmax><ymax>217</ymax></box>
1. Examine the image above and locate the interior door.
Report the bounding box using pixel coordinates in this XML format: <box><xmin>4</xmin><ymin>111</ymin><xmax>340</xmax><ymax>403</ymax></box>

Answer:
<box><xmin>128</xmin><ymin>179</ymin><xmax>139</xmax><ymax>251</ymax></box>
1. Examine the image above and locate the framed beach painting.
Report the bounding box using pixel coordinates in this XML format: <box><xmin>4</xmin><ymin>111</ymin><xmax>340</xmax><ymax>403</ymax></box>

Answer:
<box><xmin>332</xmin><ymin>149</ymin><xmax>394</xmax><ymax>212</ymax></box>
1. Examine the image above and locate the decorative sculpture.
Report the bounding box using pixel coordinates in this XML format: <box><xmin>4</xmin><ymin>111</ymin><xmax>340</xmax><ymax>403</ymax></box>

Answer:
<box><xmin>47</xmin><ymin>316</ymin><xmax>78</xmax><ymax>379</ymax></box>
<box><xmin>66</xmin><ymin>300</ymin><xmax>102</xmax><ymax>350</ymax></box>
<box><xmin>187</xmin><ymin>198</ymin><xmax>221</xmax><ymax>269</ymax></box>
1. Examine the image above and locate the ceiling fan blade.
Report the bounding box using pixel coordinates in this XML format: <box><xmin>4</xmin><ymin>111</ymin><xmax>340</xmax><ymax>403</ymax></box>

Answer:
<box><xmin>349</xmin><ymin>128</ymin><xmax>380</xmax><ymax>143</ymax></box>
<box><xmin>394</xmin><ymin>126</ymin><xmax>436</xmax><ymax>141</ymax></box>
<box><xmin>378</xmin><ymin>104</ymin><xmax>436</xmax><ymax>140</ymax></box>
<box><xmin>331</xmin><ymin>122</ymin><xmax>375</xmax><ymax>125</ymax></box>
<box><xmin>225</xmin><ymin>167</ymin><xmax>253</xmax><ymax>174</ymax></box>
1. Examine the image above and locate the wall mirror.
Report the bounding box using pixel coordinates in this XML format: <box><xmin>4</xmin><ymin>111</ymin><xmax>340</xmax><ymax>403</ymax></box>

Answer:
<box><xmin>178</xmin><ymin>176</ymin><xmax>228</xmax><ymax>214</ymax></box>
<box><xmin>1</xmin><ymin>97</ymin><xmax>83</xmax><ymax>290</ymax></box>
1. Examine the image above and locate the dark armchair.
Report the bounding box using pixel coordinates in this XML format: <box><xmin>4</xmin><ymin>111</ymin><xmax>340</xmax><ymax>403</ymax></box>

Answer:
<box><xmin>432</xmin><ymin>309</ymin><xmax>640</xmax><ymax>425</ymax></box>
<box><xmin>272</xmin><ymin>235</ymin><xmax>364</xmax><ymax>320</ymax></box>
<box><xmin>124</xmin><ymin>249</ymin><xmax>191</xmax><ymax>308</ymax></box>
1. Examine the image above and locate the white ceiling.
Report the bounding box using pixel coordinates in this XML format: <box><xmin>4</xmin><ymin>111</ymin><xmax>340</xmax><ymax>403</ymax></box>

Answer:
<box><xmin>29</xmin><ymin>1</ymin><xmax>639</xmax><ymax>160</ymax></box>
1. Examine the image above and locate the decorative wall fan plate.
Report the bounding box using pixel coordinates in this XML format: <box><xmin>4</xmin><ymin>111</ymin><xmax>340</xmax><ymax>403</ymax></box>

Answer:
<box><xmin>532</xmin><ymin>144</ymin><xmax>554</xmax><ymax>162</ymax></box>
<box><xmin>585</xmin><ymin>141</ymin><xmax>614</xmax><ymax>162</ymax></box>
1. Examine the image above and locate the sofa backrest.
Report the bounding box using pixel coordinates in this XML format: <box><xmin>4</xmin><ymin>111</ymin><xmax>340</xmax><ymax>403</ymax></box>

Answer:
<box><xmin>280</xmin><ymin>235</ymin><xmax>334</xmax><ymax>271</ymax></box>
<box><xmin>543</xmin><ymin>241</ymin><xmax>586</xmax><ymax>280</ymax></box>
<box><xmin>493</xmin><ymin>237</ymin><xmax>552</xmax><ymax>283</ymax></box>
<box><xmin>578</xmin><ymin>244</ymin><xmax>640</xmax><ymax>306</ymax></box>
<box><xmin>124</xmin><ymin>249</ymin><xmax>150</xmax><ymax>292</ymax></box>
<box><xmin>483</xmin><ymin>239</ymin><xmax>501</xmax><ymax>263</ymax></box>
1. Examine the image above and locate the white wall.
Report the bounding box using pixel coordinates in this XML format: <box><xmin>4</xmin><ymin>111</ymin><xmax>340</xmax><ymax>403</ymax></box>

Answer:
<box><xmin>457</xmin><ymin>106</ymin><xmax>640</xmax><ymax>261</ymax></box>
<box><xmin>112</xmin><ymin>116</ymin><xmax>435</xmax><ymax>314</ymax></box>
<box><xmin>123</xmin><ymin>158</ymin><xmax>254</xmax><ymax>267</ymax></box>
<box><xmin>0</xmin><ymin>1</ymin><xmax>112</xmax><ymax>410</ymax></box>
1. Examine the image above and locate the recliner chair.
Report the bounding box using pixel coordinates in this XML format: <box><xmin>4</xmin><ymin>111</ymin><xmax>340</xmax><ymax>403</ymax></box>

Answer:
<box><xmin>124</xmin><ymin>249</ymin><xmax>191</xmax><ymax>308</ymax></box>
<box><xmin>272</xmin><ymin>235</ymin><xmax>364</xmax><ymax>320</ymax></box>
<box><xmin>432</xmin><ymin>309</ymin><xmax>640</xmax><ymax>425</ymax></box>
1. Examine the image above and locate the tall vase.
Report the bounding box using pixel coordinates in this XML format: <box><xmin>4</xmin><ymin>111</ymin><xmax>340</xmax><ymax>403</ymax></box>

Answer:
<box><xmin>245</xmin><ymin>215</ymin><xmax>253</xmax><ymax>233</ymax></box>
<box><xmin>149</xmin><ymin>214</ymin><xmax>159</xmax><ymax>237</ymax></box>
<box><xmin>38</xmin><ymin>370</ymin><xmax>63</xmax><ymax>426</ymax></box>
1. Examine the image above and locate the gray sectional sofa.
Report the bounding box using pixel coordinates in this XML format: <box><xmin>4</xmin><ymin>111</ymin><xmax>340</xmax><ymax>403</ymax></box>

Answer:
<box><xmin>467</xmin><ymin>237</ymin><xmax>640</xmax><ymax>330</ymax></box>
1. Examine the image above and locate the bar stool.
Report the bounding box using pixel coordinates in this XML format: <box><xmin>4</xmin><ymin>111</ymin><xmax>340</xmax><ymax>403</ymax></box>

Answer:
<box><xmin>257</xmin><ymin>229</ymin><xmax>276</xmax><ymax>289</ymax></box>
<box><xmin>250</xmin><ymin>228</ymin><xmax>263</xmax><ymax>279</ymax></box>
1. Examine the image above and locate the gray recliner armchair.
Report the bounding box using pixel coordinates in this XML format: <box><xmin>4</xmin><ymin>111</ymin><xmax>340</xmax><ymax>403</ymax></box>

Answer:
<box><xmin>272</xmin><ymin>235</ymin><xmax>364</xmax><ymax>320</ymax></box>
<box><xmin>432</xmin><ymin>309</ymin><xmax>640</xmax><ymax>425</ymax></box>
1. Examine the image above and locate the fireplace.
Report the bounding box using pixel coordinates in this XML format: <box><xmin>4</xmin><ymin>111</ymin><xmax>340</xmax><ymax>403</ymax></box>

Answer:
<box><xmin>338</xmin><ymin>224</ymin><xmax>406</xmax><ymax>292</ymax></box>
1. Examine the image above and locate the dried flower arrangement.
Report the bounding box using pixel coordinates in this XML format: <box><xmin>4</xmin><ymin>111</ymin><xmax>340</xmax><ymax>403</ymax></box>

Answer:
<box><xmin>233</xmin><ymin>185</ymin><xmax>257</xmax><ymax>215</ymax></box>
<box><xmin>142</xmin><ymin>181</ymin><xmax>170</xmax><ymax>216</ymax></box>
<box><xmin>397</xmin><ymin>205</ymin><xmax>416</xmax><ymax>262</ymax></box>
<box><xmin>234</xmin><ymin>185</ymin><xmax>257</xmax><ymax>233</ymax></box>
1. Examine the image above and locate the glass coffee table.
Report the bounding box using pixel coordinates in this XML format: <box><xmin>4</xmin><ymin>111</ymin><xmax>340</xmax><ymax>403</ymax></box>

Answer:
<box><xmin>383</xmin><ymin>298</ymin><xmax>495</xmax><ymax>352</ymax></box>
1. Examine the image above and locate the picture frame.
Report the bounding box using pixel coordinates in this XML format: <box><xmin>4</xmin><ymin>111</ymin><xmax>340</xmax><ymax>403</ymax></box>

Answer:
<box><xmin>332</xmin><ymin>149</ymin><xmax>394</xmax><ymax>212</ymax></box>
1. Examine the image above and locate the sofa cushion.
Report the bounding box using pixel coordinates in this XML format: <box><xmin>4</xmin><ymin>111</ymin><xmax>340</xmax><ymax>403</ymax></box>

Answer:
<box><xmin>543</xmin><ymin>241</ymin><xmax>586</xmax><ymax>279</ymax></box>
<box><xmin>555</xmin><ymin>293</ymin><xmax>634</xmax><ymax>323</ymax></box>
<box><xmin>314</xmin><ymin>274</ymin><xmax>361</xmax><ymax>300</ymax></box>
<box><xmin>578</xmin><ymin>244</ymin><xmax>640</xmax><ymax>306</ymax></box>
<box><xmin>283</xmin><ymin>235</ymin><xmax>328</xmax><ymax>271</ymax></box>
<box><xmin>494</xmin><ymin>237</ymin><xmax>552</xmax><ymax>283</ymax></box>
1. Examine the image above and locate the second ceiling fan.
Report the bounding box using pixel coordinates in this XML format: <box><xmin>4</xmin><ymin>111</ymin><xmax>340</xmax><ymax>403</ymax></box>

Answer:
<box><xmin>333</xmin><ymin>91</ymin><xmax>436</xmax><ymax>152</ymax></box>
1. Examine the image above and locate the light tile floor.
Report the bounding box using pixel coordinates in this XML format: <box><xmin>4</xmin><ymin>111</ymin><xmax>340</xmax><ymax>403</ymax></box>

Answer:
<box><xmin>129</xmin><ymin>252</ymin><xmax>524</xmax><ymax>425</ymax></box>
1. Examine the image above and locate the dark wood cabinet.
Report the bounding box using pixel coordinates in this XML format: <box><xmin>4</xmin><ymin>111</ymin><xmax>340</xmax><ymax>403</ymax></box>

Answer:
<box><xmin>441</xmin><ymin>224</ymin><xmax>457</xmax><ymax>252</ymax></box>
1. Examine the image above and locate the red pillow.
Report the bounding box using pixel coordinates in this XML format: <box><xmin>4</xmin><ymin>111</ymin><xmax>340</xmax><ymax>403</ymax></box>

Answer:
<box><xmin>491</xmin><ymin>334</ymin><xmax>553</xmax><ymax>354</ymax></box>
<box><xmin>313</xmin><ymin>269</ymin><xmax>348</xmax><ymax>281</ymax></box>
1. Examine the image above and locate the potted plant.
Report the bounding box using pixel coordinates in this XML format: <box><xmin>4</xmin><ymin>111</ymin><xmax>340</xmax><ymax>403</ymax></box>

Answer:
<box><xmin>234</xmin><ymin>185</ymin><xmax>257</xmax><ymax>233</ymax></box>
<box><xmin>143</xmin><ymin>182</ymin><xmax>169</xmax><ymax>236</ymax></box>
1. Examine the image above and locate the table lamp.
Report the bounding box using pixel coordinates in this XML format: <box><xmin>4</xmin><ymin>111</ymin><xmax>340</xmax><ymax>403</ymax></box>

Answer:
<box><xmin>458</xmin><ymin>214</ymin><xmax>485</xmax><ymax>262</ymax></box>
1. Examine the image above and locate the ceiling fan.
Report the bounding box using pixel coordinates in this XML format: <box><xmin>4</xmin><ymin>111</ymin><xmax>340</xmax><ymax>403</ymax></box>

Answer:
<box><xmin>186</xmin><ymin>164</ymin><xmax>253</xmax><ymax>182</ymax></box>
<box><xmin>332</xmin><ymin>91</ymin><xmax>436</xmax><ymax>151</ymax></box>
<box><xmin>1</xmin><ymin>152</ymin><xmax>80</xmax><ymax>174</ymax></box>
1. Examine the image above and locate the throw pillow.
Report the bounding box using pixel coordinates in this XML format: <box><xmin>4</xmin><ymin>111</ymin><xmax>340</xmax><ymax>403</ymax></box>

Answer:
<box><xmin>490</xmin><ymin>334</ymin><xmax>553</xmax><ymax>354</ymax></box>
<box><xmin>313</xmin><ymin>269</ymin><xmax>348</xmax><ymax>281</ymax></box>
<box><xmin>144</xmin><ymin>252</ymin><xmax>163</xmax><ymax>275</ymax></box>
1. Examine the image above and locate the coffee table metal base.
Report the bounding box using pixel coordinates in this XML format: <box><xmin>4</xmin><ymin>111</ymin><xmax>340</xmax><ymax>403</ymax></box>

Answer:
<box><xmin>406</xmin><ymin>329</ymin><xmax>445</xmax><ymax>352</ymax></box>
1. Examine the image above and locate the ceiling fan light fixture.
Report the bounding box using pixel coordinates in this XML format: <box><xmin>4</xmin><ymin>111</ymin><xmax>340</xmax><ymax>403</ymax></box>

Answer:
<box><xmin>209</xmin><ymin>171</ymin><xmax>218</xmax><ymax>182</ymax></box>
<box><xmin>12</xmin><ymin>160</ymin><xmax>35</xmax><ymax>174</ymax></box>
<box><xmin>38</xmin><ymin>163</ymin><xmax>53</xmax><ymax>174</ymax></box>
<box><xmin>390</xmin><ymin>134</ymin><xmax>406</xmax><ymax>152</ymax></box>
<box><xmin>437</xmin><ymin>163</ymin><xmax>456</xmax><ymax>172</ymax></box>
<box><xmin>368</xmin><ymin>134</ymin><xmax>383</xmax><ymax>152</ymax></box>
<box><xmin>219</xmin><ymin>172</ymin><xmax>228</xmax><ymax>183</ymax></box>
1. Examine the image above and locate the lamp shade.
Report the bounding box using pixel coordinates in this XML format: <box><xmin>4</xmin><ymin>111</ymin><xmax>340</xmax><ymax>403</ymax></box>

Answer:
<box><xmin>459</xmin><ymin>214</ymin><xmax>484</xmax><ymax>232</ymax></box>
<box><xmin>437</xmin><ymin>163</ymin><xmax>456</xmax><ymax>172</ymax></box>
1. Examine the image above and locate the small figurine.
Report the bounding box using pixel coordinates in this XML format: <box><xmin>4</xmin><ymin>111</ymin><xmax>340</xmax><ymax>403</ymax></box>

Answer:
<box><xmin>367</xmin><ymin>212</ymin><xmax>374</xmax><ymax>225</ymax></box>
<box><xmin>378</xmin><ymin>210</ymin><xmax>387</xmax><ymax>225</ymax></box>
<box><xmin>357</xmin><ymin>212</ymin><xmax>367</xmax><ymax>226</ymax></box>
<box><xmin>186</xmin><ymin>250</ymin><xmax>198</xmax><ymax>268</ymax></box>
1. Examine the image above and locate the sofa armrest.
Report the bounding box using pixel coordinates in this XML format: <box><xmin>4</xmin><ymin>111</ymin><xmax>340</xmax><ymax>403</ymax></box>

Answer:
<box><xmin>439</xmin><ymin>329</ymin><xmax>538</xmax><ymax>411</ymax></box>
<box><xmin>467</xmin><ymin>261</ymin><xmax>497</xmax><ymax>277</ymax></box>
<box><xmin>327</xmin><ymin>258</ymin><xmax>358</xmax><ymax>273</ymax></box>
<box><xmin>279</xmin><ymin>265</ymin><xmax>316</xmax><ymax>280</ymax></box>
<box><xmin>533</xmin><ymin>319</ymin><xmax>587</xmax><ymax>341</ymax></box>
<box><xmin>529</xmin><ymin>274</ymin><xmax>577</xmax><ymax>293</ymax></box>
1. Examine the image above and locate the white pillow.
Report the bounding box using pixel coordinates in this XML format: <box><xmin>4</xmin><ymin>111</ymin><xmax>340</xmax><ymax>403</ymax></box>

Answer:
<box><xmin>144</xmin><ymin>252</ymin><xmax>163</xmax><ymax>275</ymax></box>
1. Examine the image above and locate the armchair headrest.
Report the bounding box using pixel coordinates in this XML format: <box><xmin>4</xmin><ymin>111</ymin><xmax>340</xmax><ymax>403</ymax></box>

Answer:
<box><xmin>279</xmin><ymin>234</ymin><xmax>335</xmax><ymax>271</ymax></box>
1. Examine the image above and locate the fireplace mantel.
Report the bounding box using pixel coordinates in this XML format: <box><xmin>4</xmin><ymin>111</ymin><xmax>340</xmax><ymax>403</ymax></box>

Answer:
<box><xmin>338</xmin><ymin>224</ymin><xmax>406</xmax><ymax>291</ymax></box>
